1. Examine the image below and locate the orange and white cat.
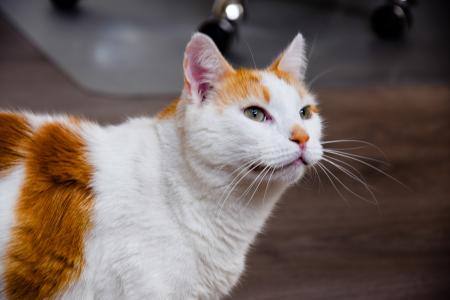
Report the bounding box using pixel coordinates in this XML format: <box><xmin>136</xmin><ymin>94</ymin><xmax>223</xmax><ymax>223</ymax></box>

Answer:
<box><xmin>0</xmin><ymin>33</ymin><xmax>323</xmax><ymax>299</ymax></box>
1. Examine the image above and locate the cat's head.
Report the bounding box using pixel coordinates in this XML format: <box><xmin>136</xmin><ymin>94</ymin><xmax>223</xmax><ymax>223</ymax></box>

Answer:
<box><xmin>179</xmin><ymin>33</ymin><xmax>323</xmax><ymax>185</ymax></box>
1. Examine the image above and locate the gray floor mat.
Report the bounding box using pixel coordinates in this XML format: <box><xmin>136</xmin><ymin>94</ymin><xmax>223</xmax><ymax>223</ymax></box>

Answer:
<box><xmin>1</xmin><ymin>0</ymin><xmax>448</xmax><ymax>95</ymax></box>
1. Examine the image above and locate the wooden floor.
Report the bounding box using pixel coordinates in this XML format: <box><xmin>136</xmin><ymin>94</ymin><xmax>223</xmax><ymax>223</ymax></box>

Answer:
<box><xmin>1</xmin><ymin>16</ymin><xmax>449</xmax><ymax>300</ymax></box>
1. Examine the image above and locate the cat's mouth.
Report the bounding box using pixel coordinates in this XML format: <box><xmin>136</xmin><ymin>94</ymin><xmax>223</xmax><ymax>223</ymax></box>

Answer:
<box><xmin>250</xmin><ymin>156</ymin><xmax>307</xmax><ymax>173</ymax></box>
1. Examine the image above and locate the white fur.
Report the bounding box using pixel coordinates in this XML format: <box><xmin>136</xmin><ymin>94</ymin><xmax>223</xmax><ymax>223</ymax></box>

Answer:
<box><xmin>0</xmin><ymin>167</ymin><xmax>25</xmax><ymax>294</ymax></box>
<box><xmin>0</xmin><ymin>33</ymin><xmax>323</xmax><ymax>299</ymax></box>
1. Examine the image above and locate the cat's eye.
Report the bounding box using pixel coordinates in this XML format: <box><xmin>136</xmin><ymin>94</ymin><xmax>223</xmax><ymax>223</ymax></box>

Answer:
<box><xmin>244</xmin><ymin>107</ymin><xmax>267</xmax><ymax>122</ymax></box>
<box><xmin>299</xmin><ymin>105</ymin><xmax>313</xmax><ymax>120</ymax></box>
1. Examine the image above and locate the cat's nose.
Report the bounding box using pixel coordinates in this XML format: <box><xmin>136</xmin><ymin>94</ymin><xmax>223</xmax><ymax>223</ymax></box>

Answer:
<box><xmin>290</xmin><ymin>125</ymin><xmax>309</xmax><ymax>146</ymax></box>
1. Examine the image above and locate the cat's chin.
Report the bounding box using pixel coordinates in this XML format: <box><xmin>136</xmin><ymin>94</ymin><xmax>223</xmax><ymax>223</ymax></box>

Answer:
<box><xmin>248</xmin><ymin>158</ymin><xmax>306</xmax><ymax>184</ymax></box>
<box><xmin>272</xmin><ymin>162</ymin><xmax>306</xmax><ymax>184</ymax></box>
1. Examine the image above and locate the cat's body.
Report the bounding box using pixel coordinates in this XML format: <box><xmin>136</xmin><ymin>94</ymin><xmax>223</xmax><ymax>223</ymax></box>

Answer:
<box><xmin>0</xmin><ymin>33</ymin><xmax>323</xmax><ymax>299</ymax></box>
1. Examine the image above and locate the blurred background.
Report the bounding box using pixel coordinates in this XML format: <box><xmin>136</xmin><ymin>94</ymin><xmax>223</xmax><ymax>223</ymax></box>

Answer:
<box><xmin>0</xmin><ymin>0</ymin><xmax>449</xmax><ymax>299</ymax></box>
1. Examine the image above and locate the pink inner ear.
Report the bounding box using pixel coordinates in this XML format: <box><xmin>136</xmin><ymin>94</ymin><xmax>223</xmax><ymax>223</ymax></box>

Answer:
<box><xmin>197</xmin><ymin>82</ymin><xmax>210</xmax><ymax>101</ymax></box>
<box><xmin>186</xmin><ymin>44</ymin><xmax>214</xmax><ymax>101</ymax></box>
<box><xmin>189</xmin><ymin>60</ymin><xmax>210</xmax><ymax>100</ymax></box>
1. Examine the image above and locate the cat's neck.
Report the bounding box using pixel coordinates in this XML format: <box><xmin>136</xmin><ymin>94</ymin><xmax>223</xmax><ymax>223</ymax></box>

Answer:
<box><xmin>154</xmin><ymin>115</ymin><xmax>287</xmax><ymax>295</ymax></box>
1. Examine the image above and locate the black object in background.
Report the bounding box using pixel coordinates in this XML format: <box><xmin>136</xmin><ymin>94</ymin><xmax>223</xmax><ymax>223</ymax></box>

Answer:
<box><xmin>198</xmin><ymin>0</ymin><xmax>247</xmax><ymax>54</ymax></box>
<box><xmin>371</xmin><ymin>0</ymin><xmax>417</xmax><ymax>40</ymax></box>
<box><xmin>50</xmin><ymin>0</ymin><xmax>80</xmax><ymax>11</ymax></box>
<box><xmin>198</xmin><ymin>18</ymin><xmax>237</xmax><ymax>54</ymax></box>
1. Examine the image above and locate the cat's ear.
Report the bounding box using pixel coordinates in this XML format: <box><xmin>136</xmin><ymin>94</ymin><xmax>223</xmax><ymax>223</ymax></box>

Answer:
<box><xmin>183</xmin><ymin>33</ymin><xmax>234</xmax><ymax>103</ymax></box>
<box><xmin>269</xmin><ymin>33</ymin><xmax>307</xmax><ymax>81</ymax></box>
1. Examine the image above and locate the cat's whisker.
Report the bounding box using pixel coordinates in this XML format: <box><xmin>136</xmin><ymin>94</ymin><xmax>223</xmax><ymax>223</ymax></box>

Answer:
<box><xmin>323</xmin><ymin>150</ymin><xmax>408</xmax><ymax>189</ymax></box>
<box><xmin>319</xmin><ymin>161</ymin><xmax>371</xmax><ymax>204</ymax></box>
<box><xmin>324</xmin><ymin>149</ymin><xmax>388</xmax><ymax>165</ymax></box>
<box><xmin>211</xmin><ymin>159</ymin><xmax>255</xmax><ymax>188</ymax></box>
<box><xmin>214</xmin><ymin>146</ymin><xmax>291</xmax><ymax>210</ymax></box>
<box><xmin>225</xmin><ymin>157</ymin><xmax>259</xmax><ymax>176</ymax></box>
<box><xmin>324</xmin><ymin>145</ymin><xmax>372</xmax><ymax>151</ymax></box>
<box><xmin>262</xmin><ymin>167</ymin><xmax>276</xmax><ymax>206</ymax></box>
<box><xmin>316</xmin><ymin>162</ymin><xmax>350</xmax><ymax>206</ymax></box>
<box><xmin>321</xmin><ymin>139</ymin><xmax>387</xmax><ymax>158</ymax></box>
<box><xmin>323</xmin><ymin>154</ymin><xmax>367</xmax><ymax>182</ymax></box>
<box><xmin>239</xmin><ymin>164</ymin><xmax>270</xmax><ymax>202</ymax></box>
<box><xmin>301</xmin><ymin>168</ymin><xmax>316</xmax><ymax>188</ymax></box>
<box><xmin>242</xmin><ymin>38</ymin><xmax>257</xmax><ymax>69</ymax></box>
<box><xmin>307</xmin><ymin>67</ymin><xmax>336</xmax><ymax>90</ymax></box>
<box><xmin>216</xmin><ymin>159</ymin><xmax>265</xmax><ymax>217</ymax></box>
<box><xmin>212</xmin><ymin>148</ymin><xmax>282</xmax><ymax>177</ymax></box>
<box><xmin>310</xmin><ymin>164</ymin><xmax>322</xmax><ymax>188</ymax></box>
<box><xmin>322</xmin><ymin>161</ymin><xmax>378</xmax><ymax>205</ymax></box>
<box><xmin>321</xmin><ymin>157</ymin><xmax>378</xmax><ymax>205</ymax></box>
<box><xmin>212</xmin><ymin>145</ymin><xmax>297</xmax><ymax>175</ymax></box>
<box><xmin>242</xmin><ymin>165</ymin><xmax>272</xmax><ymax>210</ymax></box>
<box><xmin>219</xmin><ymin>159</ymin><xmax>260</xmax><ymax>194</ymax></box>
<box><xmin>215</xmin><ymin>159</ymin><xmax>257</xmax><ymax>209</ymax></box>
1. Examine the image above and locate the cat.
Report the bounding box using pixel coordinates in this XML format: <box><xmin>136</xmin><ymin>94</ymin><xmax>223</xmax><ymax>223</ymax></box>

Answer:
<box><xmin>0</xmin><ymin>32</ymin><xmax>323</xmax><ymax>299</ymax></box>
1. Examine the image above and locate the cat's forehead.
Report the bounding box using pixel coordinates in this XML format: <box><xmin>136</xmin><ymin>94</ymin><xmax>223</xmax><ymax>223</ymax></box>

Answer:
<box><xmin>260</xmin><ymin>71</ymin><xmax>307</xmax><ymax>106</ymax></box>
<box><xmin>215</xmin><ymin>68</ymin><xmax>308</xmax><ymax>107</ymax></box>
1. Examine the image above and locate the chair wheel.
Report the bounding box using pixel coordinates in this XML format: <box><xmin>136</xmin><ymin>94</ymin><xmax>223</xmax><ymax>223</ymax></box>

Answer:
<box><xmin>371</xmin><ymin>3</ymin><xmax>412</xmax><ymax>40</ymax></box>
<box><xmin>198</xmin><ymin>18</ymin><xmax>237</xmax><ymax>54</ymax></box>
<box><xmin>50</xmin><ymin>0</ymin><xmax>80</xmax><ymax>11</ymax></box>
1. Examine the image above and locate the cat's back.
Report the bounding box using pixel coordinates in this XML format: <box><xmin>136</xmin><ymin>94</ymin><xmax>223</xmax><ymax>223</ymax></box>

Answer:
<box><xmin>0</xmin><ymin>111</ymin><xmax>161</xmax><ymax>299</ymax></box>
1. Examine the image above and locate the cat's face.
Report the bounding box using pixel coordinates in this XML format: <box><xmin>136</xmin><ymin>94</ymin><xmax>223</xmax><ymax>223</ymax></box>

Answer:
<box><xmin>181</xmin><ymin>33</ymin><xmax>323</xmax><ymax>185</ymax></box>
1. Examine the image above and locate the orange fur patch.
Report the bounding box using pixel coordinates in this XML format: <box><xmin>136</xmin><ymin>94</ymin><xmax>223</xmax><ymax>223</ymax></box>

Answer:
<box><xmin>4</xmin><ymin>123</ymin><xmax>94</xmax><ymax>300</ymax></box>
<box><xmin>310</xmin><ymin>104</ymin><xmax>319</xmax><ymax>114</ymax></box>
<box><xmin>216</xmin><ymin>69</ymin><xmax>270</xmax><ymax>107</ymax></box>
<box><xmin>157</xmin><ymin>99</ymin><xmax>180</xmax><ymax>120</ymax></box>
<box><xmin>291</xmin><ymin>124</ymin><xmax>310</xmax><ymax>144</ymax></box>
<box><xmin>262</xmin><ymin>86</ymin><xmax>271</xmax><ymax>103</ymax></box>
<box><xmin>0</xmin><ymin>112</ymin><xmax>32</xmax><ymax>174</ymax></box>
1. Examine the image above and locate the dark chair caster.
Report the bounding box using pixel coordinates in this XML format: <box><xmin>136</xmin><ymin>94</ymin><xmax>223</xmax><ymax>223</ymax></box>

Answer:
<box><xmin>50</xmin><ymin>0</ymin><xmax>81</xmax><ymax>11</ymax></box>
<box><xmin>371</xmin><ymin>0</ymin><xmax>417</xmax><ymax>40</ymax></box>
<box><xmin>198</xmin><ymin>0</ymin><xmax>247</xmax><ymax>54</ymax></box>
<box><xmin>198</xmin><ymin>18</ymin><xmax>237</xmax><ymax>54</ymax></box>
